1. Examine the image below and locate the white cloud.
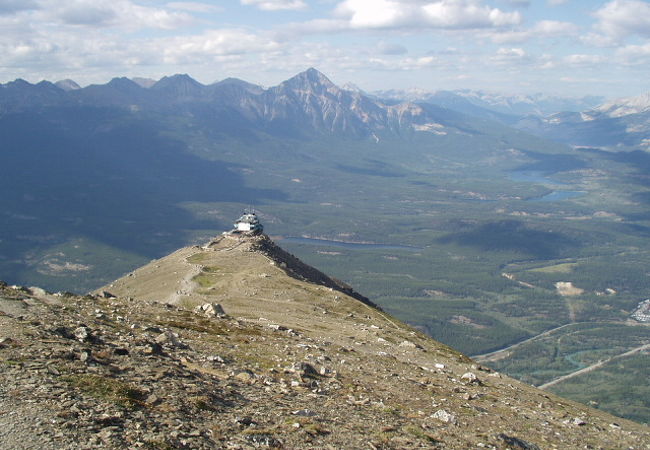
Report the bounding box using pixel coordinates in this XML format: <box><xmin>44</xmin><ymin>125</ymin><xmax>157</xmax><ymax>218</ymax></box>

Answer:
<box><xmin>564</xmin><ymin>54</ymin><xmax>605</xmax><ymax>67</ymax></box>
<box><xmin>161</xmin><ymin>29</ymin><xmax>281</xmax><ymax>64</ymax></box>
<box><xmin>166</xmin><ymin>2</ymin><xmax>222</xmax><ymax>13</ymax></box>
<box><xmin>58</xmin><ymin>2</ymin><xmax>117</xmax><ymax>26</ymax></box>
<box><xmin>489</xmin><ymin>19</ymin><xmax>576</xmax><ymax>43</ymax></box>
<box><xmin>53</xmin><ymin>0</ymin><xmax>195</xmax><ymax>30</ymax></box>
<box><xmin>241</xmin><ymin>0</ymin><xmax>307</xmax><ymax>10</ymax></box>
<box><xmin>592</xmin><ymin>0</ymin><xmax>650</xmax><ymax>41</ymax></box>
<box><xmin>491</xmin><ymin>47</ymin><xmax>528</xmax><ymax>64</ymax></box>
<box><xmin>333</xmin><ymin>0</ymin><xmax>521</xmax><ymax>30</ymax></box>
<box><xmin>617</xmin><ymin>42</ymin><xmax>650</xmax><ymax>65</ymax></box>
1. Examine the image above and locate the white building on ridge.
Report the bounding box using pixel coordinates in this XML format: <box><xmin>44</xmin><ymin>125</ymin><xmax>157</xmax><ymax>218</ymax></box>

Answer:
<box><xmin>234</xmin><ymin>211</ymin><xmax>263</xmax><ymax>233</ymax></box>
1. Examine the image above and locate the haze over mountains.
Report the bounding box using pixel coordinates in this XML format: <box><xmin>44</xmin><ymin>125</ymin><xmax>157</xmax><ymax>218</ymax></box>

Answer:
<box><xmin>4</xmin><ymin>67</ymin><xmax>646</xmax><ymax>152</ymax></box>
<box><xmin>2</xmin><ymin>68</ymin><xmax>502</xmax><ymax>139</ymax></box>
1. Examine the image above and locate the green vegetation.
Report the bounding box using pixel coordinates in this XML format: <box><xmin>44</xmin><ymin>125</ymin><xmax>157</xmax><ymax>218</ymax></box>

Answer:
<box><xmin>62</xmin><ymin>374</ymin><xmax>145</xmax><ymax>408</ymax></box>
<box><xmin>549</xmin><ymin>353</ymin><xmax>650</xmax><ymax>425</ymax></box>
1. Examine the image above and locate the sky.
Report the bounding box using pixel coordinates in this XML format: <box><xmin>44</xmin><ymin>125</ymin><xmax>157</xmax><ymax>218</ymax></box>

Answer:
<box><xmin>1</xmin><ymin>0</ymin><xmax>649</xmax><ymax>98</ymax></box>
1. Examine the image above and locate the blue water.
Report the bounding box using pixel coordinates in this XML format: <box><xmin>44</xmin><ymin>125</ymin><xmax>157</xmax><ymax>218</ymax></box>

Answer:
<box><xmin>510</xmin><ymin>170</ymin><xmax>586</xmax><ymax>202</ymax></box>
<box><xmin>281</xmin><ymin>237</ymin><xmax>423</xmax><ymax>252</ymax></box>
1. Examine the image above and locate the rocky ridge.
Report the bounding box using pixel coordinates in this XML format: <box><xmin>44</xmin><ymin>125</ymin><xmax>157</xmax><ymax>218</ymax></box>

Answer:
<box><xmin>1</xmin><ymin>234</ymin><xmax>649</xmax><ymax>449</ymax></box>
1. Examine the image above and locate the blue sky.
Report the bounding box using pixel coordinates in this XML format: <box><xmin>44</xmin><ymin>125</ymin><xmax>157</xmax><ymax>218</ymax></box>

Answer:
<box><xmin>1</xmin><ymin>0</ymin><xmax>649</xmax><ymax>98</ymax></box>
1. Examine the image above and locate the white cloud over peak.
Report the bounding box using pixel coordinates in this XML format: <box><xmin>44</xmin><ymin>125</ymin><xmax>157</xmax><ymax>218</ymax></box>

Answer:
<box><xmin>617</xmin><ymin>42</ymin><xmax>650</xmax><ymax>65</ymax></box>
<box><xmin>592</xmin><ymin>0</ymin><xmax>650</xmax><ymax>40</ymax></box>
<box><xmin>241</xmin><ymin>0</ymin><xmax>307</xmax><ymax>10</ymax></box>
<box><xmin>162</xmin><ymin>29</ymin><xmax>280</xmax><ymax>63</ymax></box>
<box><xmin>334</xmin><ymin>0</ymin><xmax>521</xmax><ymax>30</ymax></box>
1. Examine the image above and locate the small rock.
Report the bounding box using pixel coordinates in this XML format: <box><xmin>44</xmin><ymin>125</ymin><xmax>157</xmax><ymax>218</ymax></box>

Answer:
<box><xmin>246</xmin><ymin>433</ymin><xmax>281</xmax><ymax>448</ymax></box>
<box><xmin>292</xmin><ymin>409</ymin><xmax>317</xmax><ymax>417</ymax></box>
<box><xmin>234</xmin><ymin>370</ymin><xmax>255</xmax><ymax>383</ymax></box>
<box><xmin>293</xmin><ymin>362</ymin><xmax>320</xmax><ymax>379</ymax></box>
<box><xmin>99</xmin><ymin>291</ymin><xmax>117</xmax><ymax>299</ymax></box>
<box><xmin>235</xmin><ymin>417</ymin><xmax>256</xmax><ymax>426</ymax></box>
<box><xmin>79</xmin><ymin>350</ymin><xmax>92</xmax><ymax>362</ymax></box>
<box><xmin>155</xmin><ymin>331</ymin><xmax>185</xmax><ymax>348</ymax></box>
<box><xmin>496</xmin><ymin>433</ymin><xmax>541</xmax><ymax>450</ymax></box>
<box><xmin>461</xmin><ymin>372</ymin><xmax>480</xmax><ymax>384</ymax></box>
<box><xmin>399</xmin><ymin>340</ymin><xmax>416</xmax><ymax>348</ymax></box>
<box><xmin>572</xmin><ymin>417</ymin><xmax>586</xmax><ymax>426</ymax></box>
<box><xmin>0</xmin><ymin>337</ymin><xmax>16</xmax><ymax>348</ymax></box>
<box><xmin>194</xmin><ymin>303</ymin><xmax>226</xmax><ymax>317</ymax></box>
<box><xmin>432</xmin><ymin>409</ymin><xmax>456</xmax><ymax>424</ymax></box>
<box><xmin>142</xmin><ymin>342</ymin><xmax>163</xmax><ymax>355</ymax></box>
<box><xmin>74</xmin><ymin>326</ymin><xmax>91</xmax><ymax>342</ymax></box>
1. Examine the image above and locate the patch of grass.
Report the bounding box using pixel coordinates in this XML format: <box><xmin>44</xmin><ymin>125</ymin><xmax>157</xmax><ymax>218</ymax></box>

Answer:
<box><xmin>303</xmin><ymin>422</ymin><xmax>329</xmax><ymax>436</ymax></box>
<box><xmin>193</xmin><ymin>273</ymin><xmax>216</xmax><ymax>288</ymax></box>
<box><xmin>62</xmin><ymin>374</ymin><xmax>145</xmax><ymax>408</ymax></box>
<box><xmin>529</xmin><ymin>262</ymin><xmax>578</xmax><ymax>273</ymax></box>
<box><xmin>187</xmin><ymin>253</ymin><xmax>208</xmax><ymax>264</ymax></box>
<box><xmin>404</xmin><ymin>425</ymin><xmax>441</xmax><ymax>444</ymax></box>
<box><xmin>188</xmin><ymin>395</ymin><xmax>216</xmax><ymax>411</ymax></box>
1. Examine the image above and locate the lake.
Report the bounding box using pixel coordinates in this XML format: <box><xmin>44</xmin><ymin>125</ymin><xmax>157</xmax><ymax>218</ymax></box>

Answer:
<box><xmin>510</xmin><ymin>170</ymin><xmax>586</xmax><ymax>202</ymax></box>
<box><xmin>279</xmin><ymin>237</ymin><xmax>423</xmax><ymax>252</ymax></box>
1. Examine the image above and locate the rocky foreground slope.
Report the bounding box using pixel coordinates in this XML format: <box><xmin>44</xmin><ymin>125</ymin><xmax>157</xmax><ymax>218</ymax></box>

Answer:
<box><xmin>1</xmin><ymin>233</ymin><xmax>649</xmax><ymax>449</ymax></box>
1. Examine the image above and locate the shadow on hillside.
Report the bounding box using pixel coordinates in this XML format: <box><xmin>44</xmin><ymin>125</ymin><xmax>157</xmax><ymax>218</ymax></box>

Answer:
<box><xmin>0</xmin><ymin>107</ymin><xmax>287</xmax><ymax>262</ymax></box>
<box><xmin>437</xmin><ymin>219</ymin><xmax>580</xmax><ymax>259</ymax></box>
<box><xmin>516</xmin><ymin>150</ymin><xmax>587</xmax><ymax>173</ymax></box>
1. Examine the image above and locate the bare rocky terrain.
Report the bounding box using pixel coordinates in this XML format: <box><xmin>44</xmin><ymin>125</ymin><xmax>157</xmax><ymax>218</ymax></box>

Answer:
<box><xmin>1</xmin><ymin>233</ymin><xmax>649</xmax><ymax>449</ymax></box>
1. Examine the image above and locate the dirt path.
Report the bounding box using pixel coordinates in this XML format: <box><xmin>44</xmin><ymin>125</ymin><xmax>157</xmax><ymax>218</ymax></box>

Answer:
<box><xmin>166</xmin><ymin>260</ymin><xmax>203</xmax><ymax>305</ymax></box>
<box><xmin>538</xmin><ymin>343</ymin><xmax>650</xmax><ymax>389</ymax></box>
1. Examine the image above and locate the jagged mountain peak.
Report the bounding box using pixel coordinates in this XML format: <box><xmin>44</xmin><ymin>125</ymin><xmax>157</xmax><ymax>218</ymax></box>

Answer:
<box><xmin>55</xmin><ymin>79</ymin><xmax>81</xmax><ymax>91</ymax></box>
<box><xmin>153</xmin><ymin>73</ymin><xmax>203</xmax><ymax>89</ymax></box>
<box><xmin>106</xmin><ymin>76</ymin><xmax>141</xmax><ymax>87</ymax></box>
<box><xmin>279</xmin><ymin>67</ymin><xmax>338</xmax><ymax>92</ymax></box>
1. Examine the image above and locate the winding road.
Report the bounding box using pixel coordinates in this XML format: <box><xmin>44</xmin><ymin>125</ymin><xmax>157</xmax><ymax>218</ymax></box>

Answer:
<box><xmin>537</xmin><ymin>342</ymin><xmax>650</xmax><ymax>389</ymax></box>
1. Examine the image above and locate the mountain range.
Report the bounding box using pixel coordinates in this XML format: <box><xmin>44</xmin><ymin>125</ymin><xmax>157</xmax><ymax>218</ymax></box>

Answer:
<box><xmin>1</xmin><ymin>69</ymin><xmax>452</xmax><ymax>139</ymax></box>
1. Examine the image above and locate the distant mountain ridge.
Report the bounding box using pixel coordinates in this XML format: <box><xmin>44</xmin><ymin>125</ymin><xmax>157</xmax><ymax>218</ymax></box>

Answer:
<box><xmin>514</xmin><ymin>91</ymin><xmax>650</xmax><ymax>151</ymax></box>
<box><xmin>0</xmin><ymin>68</ymin><xmax>502</xmax><ymax>139</ymax></box>
<box><xmin>374</xmin><ymin>88</ymin><xmax>604</xmax><ymax>118</ymax></box>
